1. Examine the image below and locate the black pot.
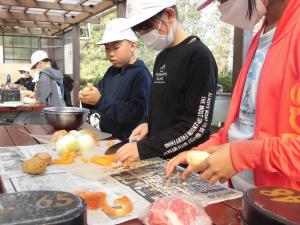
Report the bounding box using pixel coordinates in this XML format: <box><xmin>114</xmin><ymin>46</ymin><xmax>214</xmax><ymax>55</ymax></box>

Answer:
<box><xmin>0</xmin><ymin>190</ymin><xmax>87</xmax><ymax>225</ymax></box>
<box><xmin>242</xmin><ymin>186</ymin><xmax>300</xmax><ymax>225</ymax></box>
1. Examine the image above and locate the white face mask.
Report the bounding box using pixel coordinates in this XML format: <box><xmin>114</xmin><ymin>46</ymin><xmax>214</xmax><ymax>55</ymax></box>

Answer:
<box><xmin>32</xmin><ymin>71</ymin><xmax>40</xmax><ymax>82</ymax></box>
<box><xmin>218</xmin><ymin>0</ymin><xmax>267</xmax><ymax>30</ymax></box>
<box><xmin>141</xmin><ymin>16</ymin><xmax>176</xmax><ymax>51</ymax></box>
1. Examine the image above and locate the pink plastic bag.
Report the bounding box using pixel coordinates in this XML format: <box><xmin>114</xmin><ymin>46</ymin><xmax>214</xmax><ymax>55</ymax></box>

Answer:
<box><xmin>139</xmin><ymin>194</ymin><xmax>212</xmax><ymax>225</ymax></box>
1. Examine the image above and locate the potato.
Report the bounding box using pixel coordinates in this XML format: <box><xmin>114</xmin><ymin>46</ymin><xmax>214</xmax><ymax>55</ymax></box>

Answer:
<box><xmin>33</xmin><ymin>152</ymin><xmax>52</xmax><ymax>166</ymax></box>
<box><xmin>51</xmin><ymin>130</ymin><xmax>68</xmax><ymax>142</ymax></box>
<box><xmin>22</xmin><ymin>157</ymin><xmax>47</xmax><ymax>175</ymax></box>
<box><xmin>186</xmin><ymin>151</ymin><xmax>210</xmax><ymax>168</ymax></box>
<box><xmin>82</xmin><ymin>86</ymin><xmax>92</xmax><ymax>92</ymax></box>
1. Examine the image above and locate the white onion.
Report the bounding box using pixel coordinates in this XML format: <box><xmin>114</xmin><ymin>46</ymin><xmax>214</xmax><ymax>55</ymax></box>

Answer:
<box><xmin>56</xmin><ymin>134</ymin><xmax>80</xmax><ymax>155</ymax></box>
<box><xmin>77</xmin><ymin>134</ymin><xmax>95</xmax><ymax>151</ymax></box>
<box><xmin>69</xmin><ymin>130</ymin><xmax>81</xmax><ymax>137</ymax></box>
<box><xmin>186</xmin><ymin>151</ymin><xmax>210</xmax><ymax>168</ymax></box>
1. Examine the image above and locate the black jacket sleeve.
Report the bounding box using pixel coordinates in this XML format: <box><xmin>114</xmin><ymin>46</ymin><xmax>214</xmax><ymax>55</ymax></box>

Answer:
<box><xmin>26</xmin><ymin>81</ymin><xmax>35</xmax><ymax>92</ymax></box>
<box><xmin>96</xmin><ymin>70</ymin><xmax>151</xmax><ymax>124</ymax></box>
<box><xmin>138</xmin><ymin>46</ymin><xmax>218</xmax><ymax>160</ymax></box>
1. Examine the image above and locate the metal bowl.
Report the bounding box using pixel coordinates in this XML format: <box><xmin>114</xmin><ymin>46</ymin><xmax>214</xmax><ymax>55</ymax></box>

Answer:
<box><xmin>43</xmin><ymin>107</ymin><xmax>90</xmax><ymax>130</ymax></box>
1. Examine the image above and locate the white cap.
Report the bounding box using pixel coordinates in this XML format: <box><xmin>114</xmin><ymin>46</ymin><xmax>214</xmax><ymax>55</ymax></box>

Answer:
<box><xmin>31</xmin><ymin>50</ymin><xmax>48</xmax><ymax>69</ymax></box>
<box><xmin>125</xmin><ymin>0</ymin><xmax>177</xmax><ymax>30</ymax></box>
<box><xmin>96</xmin><ymin>18</ymin><xmax>137</xmax><ymax>45</ymax></box>
<box><xmin>19</xmin><ymin>66</ymin><xmax>30</xmax><ymax>73</ymax></box>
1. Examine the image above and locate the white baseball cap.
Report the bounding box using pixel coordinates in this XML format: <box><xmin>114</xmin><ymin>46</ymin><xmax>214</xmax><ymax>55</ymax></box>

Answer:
<box><xmin>96</xmin><ymin>18</ymin><xmax>137</xmax><ymax>45</ymax></box>
<box><xmin>124</xmin><ymin>0</ymin><xmax>177</xmax><ymax>30</ymax></box>
<box><xmin>19</xmin><ymin>66</ymin><xmax>30</xmax><ymax>73</ymax></box>
<box><xmin>31</xmin><ymin>50</ymin><xmax>48</xmax><ymax>69</ymax></box>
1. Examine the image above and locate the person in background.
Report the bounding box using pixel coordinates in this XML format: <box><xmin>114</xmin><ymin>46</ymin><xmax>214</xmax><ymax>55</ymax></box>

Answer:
<box><xmin>49</xmin><ymin>60</ymin><xmax>74</xmax><ymax>107</ymax></box>
<box><xmin>114</xmin><ymin>0</ymin><xmax>218</xmax><ymax>163</ymax></box>
<box><xmin>15</xmin><ymin>66</ymin><xmax>35</xmax><ymax>91</ymax></box>
<box><xmin>166</xmin><ymin>0</ymin><xmax>300</xmax><ymax>192</ymax></box>
<box><xmin>79</xmin><ymin>18</ymin><xmax>152</xmax><ymax>140</ymax></box>
<box><xmin>31</xmin><ymin>50</ymin><xmax>66</xmax><ymax>107</ymax></box>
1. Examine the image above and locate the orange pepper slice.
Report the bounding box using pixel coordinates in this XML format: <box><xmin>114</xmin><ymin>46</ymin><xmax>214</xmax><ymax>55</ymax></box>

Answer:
<box><xmin>91</xmin><ymin>155</ymin><xmax>115</xmax><ymax>166</ymax></box>
<box><xmin>102</xmin><ymin>195</ymin><xmax>133</xmax><ymax>217</ymax></box>
<box><xmin>75</xmin><ymin>191</ymin><xmax>133</xmax><ymax>217</ymax></box>
<box><xmin>51</xmin><ymin>152</ymin><xmax>75</xmax><ymax>164</ymax></box>
<box><xmin>81</xmin><ymin>157</ymin><xmax>89</xmax><ymax>163</ymax></box>
<box><xmin>75</xmin><ymin>192</ymin><xmax>106</xmax><ymax>210</ymax></box>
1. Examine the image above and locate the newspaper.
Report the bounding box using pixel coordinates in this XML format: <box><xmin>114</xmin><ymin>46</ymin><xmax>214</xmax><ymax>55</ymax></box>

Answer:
<box><xmin>0</xmin><ymin>142</ymin><xmax>242</xmax><ymax>225</ymax></box>
<box><xmin>111</xmin><ymin>161</ymin><xmax>242</xmax><ymax>205</ymax></box>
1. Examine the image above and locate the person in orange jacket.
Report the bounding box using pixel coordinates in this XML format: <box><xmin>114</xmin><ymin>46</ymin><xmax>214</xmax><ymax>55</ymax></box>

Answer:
<box><xmin>166</xmin><ymin>0</ymin><xmax>300</xmax><ymax>192</ymax></box>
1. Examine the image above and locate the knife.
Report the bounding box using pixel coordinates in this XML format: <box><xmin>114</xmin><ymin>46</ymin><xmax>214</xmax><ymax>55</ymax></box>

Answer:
<box><xmin>104</xmin><ymin>136</ymin><xmax>140</xmax><ymax>155</ymax></box>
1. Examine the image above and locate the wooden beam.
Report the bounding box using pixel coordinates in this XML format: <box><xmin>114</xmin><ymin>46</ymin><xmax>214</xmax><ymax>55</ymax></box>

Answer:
<box><xmin>0</xmin><ymin>27</ymin><xmax>58</xmax><ymax>36</ymax></box>
<box><xmin>80</xmin><ymin>0</ymin><xmax>89</xmax><ymax>4</ymax></box>
<box><xmin>44</xmin><ymin>9</ymin><xmax>50</xmax><ymax>15</ymax></box>
<box><xmin>0</xmin><ymin>0</ymin><xmax>95</xmax><ymax>13</ymax></box>
<box><xmin>97</xmin><ymin>7</ymin><xmax>116</xmax><ymax>18</ymax></box>
<box><xmin>85</xmin><ymin>17</ymin><xmax>101</xmax><ymax>23</ymax></box>
<box><xmin>0</xmin><ymin>20</ymin><xmax>63</xmax><ymax>29</ymax></box>
<box><xmin>75</xmin><ymin>0</ymin><xmax>114</xmax><ymax>23</ymax></box>
<box><xmin>0</xmin><ymin>10</ymin><xmax>84</xmax><ymax>24</ymax></box>
<box><xmin>72</xmin><ymin>24</ymin><xmax>80</xmax><ymax>107</ymax></box>
<box><xmin>52</xmin><ymin>0</ymin><xmax>115</xmax><ymax>35</ymax></box>
<box><xmin>117</xmin><ymin>1</ymin><xmax>126</xmax><ymax>18</ymax></box>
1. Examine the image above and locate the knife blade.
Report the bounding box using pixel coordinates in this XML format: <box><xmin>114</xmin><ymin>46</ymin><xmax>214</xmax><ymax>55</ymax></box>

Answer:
<box><xmin>104</xmin><ymin>140</ymin><xmax>129</xmax><ymax>155</ymax></box>
<box><xmin>104</xmin><ymin>136</ymin><xmax>140</xmax><ymax>155</ymax></box>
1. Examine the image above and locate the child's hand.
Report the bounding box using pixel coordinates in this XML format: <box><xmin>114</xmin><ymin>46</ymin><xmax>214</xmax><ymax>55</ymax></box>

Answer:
<box><xmin>79</xmin><ymin>84</ymin><xmax>101</xmax><ymax>105</ymax></box>
<box><xmin>130</xmin><ymin>123</ymin><xmax>148</xmax><ymax>141</ymax></box>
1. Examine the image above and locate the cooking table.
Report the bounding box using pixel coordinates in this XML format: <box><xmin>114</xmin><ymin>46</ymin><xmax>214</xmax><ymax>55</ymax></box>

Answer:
<box><xmin>0</xmin><ymin>124</ymin><xmax>242</xmax><ymax>225</ymax></box>
<box><xmin>0</xmin><ymin>103</ymin><xmax>47</xmax><ymax>125</ymax></box>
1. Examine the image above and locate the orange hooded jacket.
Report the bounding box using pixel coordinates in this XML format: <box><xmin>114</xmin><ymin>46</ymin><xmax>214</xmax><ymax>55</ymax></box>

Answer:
<box><xmin>194</xmin><ymin>0</ymin><xmax>300</xmax><ymax>190</ymax></box>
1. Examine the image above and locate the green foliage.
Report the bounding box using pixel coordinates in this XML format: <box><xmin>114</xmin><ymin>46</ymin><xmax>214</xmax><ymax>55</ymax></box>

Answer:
<box><xmin>80</xmin><ymin>1</ymin><xmax>235</xmax><ymax>90</ymax></box>
<box><xmin>80</xmin><ymin>13</ymin><xmax>116</xmax><ymax>85</ymax></box>
<box><xmin>218</xmin><ymin>70</ymin><xmax>233</xmax><ymax>93</ymax></box>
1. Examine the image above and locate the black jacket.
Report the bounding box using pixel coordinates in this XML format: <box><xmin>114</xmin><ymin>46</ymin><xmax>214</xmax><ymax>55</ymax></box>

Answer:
<box><xmin>63</xmin><ymin>74</ymin><xmax>74</xmax><ymax>106</ymax></box>
<box><xmin>138</xmin><ymin>36</ymin><xmax>218</xmax><ymax>160</ymax></box>
<box><xmin>15</xmin><ymin>77</ymin><xmax>35</xmax><ymax>91</ymax></box>
<box><xmin>85</xmin><ymin>59</ymin><xmax>152</xmax><ymax>140</ymax></box>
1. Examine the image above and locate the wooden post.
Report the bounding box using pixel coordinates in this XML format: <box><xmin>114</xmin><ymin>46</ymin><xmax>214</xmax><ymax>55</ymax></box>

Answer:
<box><xmin>232</xmin><ymin>27</ymin><xmax>244</xmax><ymax>88</ymax></box>
<box><xmin>232</xmin><ymin>28</ymin><xmax>254</xmax><ymax>89</ymax></box>
<box><xmin>47</xmin><ymin>38</ymin><xmax>54</xmax><ymax>59</ymax></box>
<box><xmin>117</xmin><ymin>0</ymin><xmax>126</xmax><ymax>18</ymax></box>
<box><xmin>72</xmin><ymin>24</ymin><xmax>80</xmax><ymax>107</ymax></box>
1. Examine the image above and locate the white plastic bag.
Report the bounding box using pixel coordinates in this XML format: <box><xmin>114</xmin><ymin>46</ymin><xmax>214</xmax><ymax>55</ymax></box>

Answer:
<box><xmin>139</xmin><ymin>194</ymin><xmax>212</xmax><ymax>225</ymax></box>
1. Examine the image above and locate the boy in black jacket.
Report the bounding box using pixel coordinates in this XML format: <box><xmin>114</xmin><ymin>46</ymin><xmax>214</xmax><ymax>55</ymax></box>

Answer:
<box><xmin>115</xmin><ymin>0</ymin><xmax>218</xmax><ymax>162</ymax></box>
<box><xmin>15</xmin><ymin>66</ymin><xmax>35</xmax><ymax>91</ymax></box>
<box><xmin>79</xmin><ymin>18</ymin><xmax>152</xmax><ymax>140</ymax></box>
